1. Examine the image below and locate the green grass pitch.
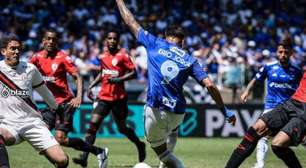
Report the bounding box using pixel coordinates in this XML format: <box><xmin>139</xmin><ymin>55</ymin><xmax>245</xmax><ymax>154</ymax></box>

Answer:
<box><xmin>8</xmin><ymin>138</ymin><xmax>306</xmax><ymax>168</ymax></box>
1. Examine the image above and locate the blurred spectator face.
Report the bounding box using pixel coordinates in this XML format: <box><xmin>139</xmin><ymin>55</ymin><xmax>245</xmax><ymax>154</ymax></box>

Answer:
<box><xmin>1</xmin><ymin>40</ymin><xmax>22</xmax><ymax>66</ymax></box>
<box><xmin>43</xmin><ymin>31</ymin><xmax>58</xmax><ymax>53</ymax></box>
<box><xmin>106</xmin><ymin>32</ymin><xmax>119</xmax><ymax>52</ymax></box>
<box><xmin>277</xmin><ymin>45</ymin><xmax>292</xmax><ymax>65</ymax></box>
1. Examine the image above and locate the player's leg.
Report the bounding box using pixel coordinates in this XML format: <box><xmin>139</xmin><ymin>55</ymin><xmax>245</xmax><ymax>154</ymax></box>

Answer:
<box><xmin>21</xmin><ymin>120</ymin><xmax>68</xmax><ymax>167</ymax></box>
<box><xmin>0</xmin><ymin>135</ymin><xmax>9</xmax><ymax>168</ymax></box>
<box><xmin>253</xmin><ymin>109</ymin><xmax>272</xmax><ymax>168</ymax></box>
<box><xmin>0</xmin><ymin>127</ymin><xmax>17</xmax><ymax>168</ymax></box>
<box><xmin>54</xmin><ymin>104</ymin><xmax>105</xmax><ymax>156</ymax></box>
<box><xmin>159</xmin><ymin>127</ymin><xmax>179</xmax><ymax>168</ymax></box>
<box><xmin>73</xmin><ymin>100</ymin><xmax>111</xmax><ymax>167</ymax></box>
<box><xmin>145</xmin><ymin>106</ymin><xmax>184</xmax><ymax>168</ymax></box>
<box><xmin>254</xmin><ymin>137</ymin><xmax>268</xmax><ymax>168</ymax></box>
<box><xmin>270</xmin><ymin>117</ymin><xmax>305</xmax><ymax>168</ymax></box>
<box><xmin>112</xmin><ymin>98</ymin><xmax>146</xmax><ymax>162</ymax></box>
<box><xmin>225</xmin><ymin>102</ymin><xmax>292</xmax><ymax>168</ymax></box>
<box><xmin>42</xmin><ymin>145</ymin><xmax>69</xmax><ymax>168</ymax></box>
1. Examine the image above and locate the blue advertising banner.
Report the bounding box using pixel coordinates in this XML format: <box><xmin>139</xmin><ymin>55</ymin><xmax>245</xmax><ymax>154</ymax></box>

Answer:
<box><xmin>38</xmin><ymin>103</ymin><xmax>264</xmax><ymax>138</ymax></box>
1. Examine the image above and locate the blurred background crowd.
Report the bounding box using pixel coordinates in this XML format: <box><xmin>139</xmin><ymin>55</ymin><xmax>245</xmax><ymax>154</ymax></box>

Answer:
<box><xmin>0</xmin><ymin>0</ymin><xmax>305</xmax><ymax>103</ymax></box>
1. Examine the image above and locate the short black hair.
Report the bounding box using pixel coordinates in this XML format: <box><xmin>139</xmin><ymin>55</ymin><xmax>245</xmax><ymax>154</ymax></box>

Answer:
<box><xmin>165</xmin><ymin>25</ymin><xmax>185</xmax><ymax>39</ymax></box>
<box><xmin>105</xmin><ymin>29</ymin><xmax>121</xmax><ymax>39</ymax></box>
<box><xmin>279</xmin><ymin>37</ymin><xmax>293</xmax><ymax>50</ymax></box>
<box><xmin>0</xmin><ymin>34</ymin><xmax>21</xmax><ymax>49</ymax></box>
<box><xmin>43</xmin><ymin>28</ymin><xmax>58</xmax><ymax>38</ymax></box>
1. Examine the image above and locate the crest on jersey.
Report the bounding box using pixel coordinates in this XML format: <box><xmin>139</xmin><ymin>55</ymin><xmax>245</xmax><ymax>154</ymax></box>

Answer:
<box><xmin>112</xmin><ymin>58</ymin><xmax>118</xmax><ymax>66</ymax></box>
<box><xmin>21</xmin><ymin>74</ymin><xmax>27</xmax><ymax>80</ymax></box>
<box><xmin>51</xmin><ymin>63</ymin><xmax>58</xmax><ymax>72</ymax></box>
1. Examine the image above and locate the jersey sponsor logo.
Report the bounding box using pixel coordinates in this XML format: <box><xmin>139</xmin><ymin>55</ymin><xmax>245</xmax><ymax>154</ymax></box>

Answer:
<box><xmin>269</xmin><ymin>82</ymin><xmax>294</xmax><ymax>89</ymax></box>
<box><xmin>43</xmin><ymin>76</ymin><xmax>56</xmax><ymax>82</ymax></box>
<box><xmin>158</xmin><ymin>49</ymin><xmax>191</xmax><ymax>67</ymax></box>
<box><xmin>0</xmin><ymin>81</ymin><xmax>30</xmax><ymax>98</ymax></box>
<box><xmin>170</xmin><ymin>46</ymin><xmax>186</xmax><ymax>57</ymax></box>
<box><xmin>162</xmin><ymin>96</ymin><xmax>177</xmax><ymax>108</ymax></box>
<box><xmin>102</xmin><ymin>69</ymin><xmax>119</xmax><ymax>77</ymax></box>
<box><xmin>272</xmin><ymin>65</ymin><xmax>279</xmax><ymax>70</ymax></box>
<box><xmin>51</xmin><ymin>63</ymin><xmax>58</xmax><ymax>72</ymax></box>
<box><xmin>112</xmin><ymin>58</ymin><xmax>118</xmax><ymax>66</ymax></box>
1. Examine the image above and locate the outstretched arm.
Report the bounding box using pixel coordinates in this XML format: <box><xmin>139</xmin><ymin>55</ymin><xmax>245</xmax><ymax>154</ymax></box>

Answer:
<box><xmin>116</xmin><ymin>0</ymin><xmax>141</xmax><ymax>37</ymax></box>
<box><xmin>241</xmin><ymin>78</ymin><xmax>257</xmax><ymax>102</ymax></box>
<box><xmin>202</xmin><ymin>78</ymin><xmax>236</xmax><ymax>126</ymax></box>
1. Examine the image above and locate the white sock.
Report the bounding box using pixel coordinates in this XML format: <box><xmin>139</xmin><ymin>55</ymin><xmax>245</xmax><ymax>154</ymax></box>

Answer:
<box><xmin>256</xmin><ymin>137</ymin><xmax>268</xmax><ymax>168</ymax></box>
<box><xmin>159</xmin><ymin>150</ymin><xmax>184</xmax><ymax>168</ymax></box>
<box><xmin>159</xmin><ymin>130</ymin><xmax>178</xmax><ymax>168</ymax></box>
<box><xmin>167</xmin><ymin>130</ymin><xmax>178</xmax><ymax>152</ymax></box>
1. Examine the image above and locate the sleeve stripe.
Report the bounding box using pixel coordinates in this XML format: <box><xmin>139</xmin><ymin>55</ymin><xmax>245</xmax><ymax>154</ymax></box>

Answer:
<box><xmin>32</xmin><ymin>81</ymin><xmax>45</xmax><ymax>89</ymax></box>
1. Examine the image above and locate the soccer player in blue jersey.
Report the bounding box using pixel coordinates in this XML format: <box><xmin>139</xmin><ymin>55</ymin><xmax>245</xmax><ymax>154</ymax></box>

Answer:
<box><xmin>240</xmin><ymin>38</ymin><xmax>302</xmax><ymax>168</ymax></box>
<box><xmin>226</xmin><ymin>38</ymin><xmax>303</xmax><ymax>168</ymax></box>
<box><xmin>116</xmin><ymin>1</ymin><xmax>236</xmax><ymax>167</ymax></box>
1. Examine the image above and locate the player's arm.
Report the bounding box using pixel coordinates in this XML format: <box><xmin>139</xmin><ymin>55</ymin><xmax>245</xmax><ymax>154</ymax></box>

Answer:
<box><xmin>108</xmin><ymin>69</ymin><xmax>137</xmax><ymax>84</ymax></box>
<box><xmin>35</xmin><ymin>84</ymin><xmax>58</xmax><ymax>110</ymax></box>
<box><xmin>87</xmin><ymin>72</ymin><xmax>102</xmax><ymax>101</ymax></box>
<box><xmin>69</xmin><ymin>72</ymin><xmax>83</xmax><ymax>108</ymax></box>
<box><xmin>116</xmin><ymin>0</ymin><xmax>141</xmax><ymax>37</ymax></box>
<box><xmin>240</xmin><ymin>79</ymin><xmax>257</xmax><ymax>102</ymax></box>
<box><xmin>241</xmin><ymin>64</ymin><xmax>267</xmax><ymax>102</ymax></box>
<box><xmin>202</xmin><ymin>78</ymin><xmax>236</xmax><ymax>126</ymax></box>
<box><xmin>191</xmin><ymin>60</ymin><xmax>236</xmax><ymax>125</ymax></box>
<box><xmin>32</xmin><ymin>66</ymin><xmax>58</xmax><ymax>110</ymax></box>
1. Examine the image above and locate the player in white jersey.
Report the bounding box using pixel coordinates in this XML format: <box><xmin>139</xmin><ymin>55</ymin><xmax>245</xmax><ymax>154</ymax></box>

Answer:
<box><xmin>0</xmin><ymin>35</ymin><xmax>69</xmax><ymax>168</ymax></box>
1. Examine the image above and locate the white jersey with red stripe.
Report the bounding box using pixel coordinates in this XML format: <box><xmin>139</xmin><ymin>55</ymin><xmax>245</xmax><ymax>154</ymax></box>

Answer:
<box><xmin>0</xmin><ymin>60</ymin><xmax>44</xmax><ymax>122</ymax></box>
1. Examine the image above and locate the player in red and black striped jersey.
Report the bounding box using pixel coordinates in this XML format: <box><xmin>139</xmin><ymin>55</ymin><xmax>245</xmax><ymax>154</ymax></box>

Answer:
<box><xmin>73</xmin><ymin>30</ymin><xmax>146</xmax><ymax>167</ymax></box>
<box><xmin>30</xmin><ymin>29</ymin><xmax>108</xmax><ymax>168</ymax></box>
<box><xmin>226</xmin><ymin>72</ymin><xmax>306</xmax><ymax>168</ymax></box>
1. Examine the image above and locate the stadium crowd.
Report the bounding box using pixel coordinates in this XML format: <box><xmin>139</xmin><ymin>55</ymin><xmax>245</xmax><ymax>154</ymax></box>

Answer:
<box><xmin>0</xmin><ymin>0</ymin><xmax>305</xmax><ymax>103</ymax></box>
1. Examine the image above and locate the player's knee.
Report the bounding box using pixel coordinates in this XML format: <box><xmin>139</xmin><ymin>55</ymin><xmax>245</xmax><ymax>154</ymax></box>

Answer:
<box><xmin>55</xmin><ymin>154</ymin><xmax>69</xmax><ymax>168</ymax></box>
<box><xmin>252</xmin><ymin>119</ymin><xmax>269</xmax><ymax>136</ymax></box>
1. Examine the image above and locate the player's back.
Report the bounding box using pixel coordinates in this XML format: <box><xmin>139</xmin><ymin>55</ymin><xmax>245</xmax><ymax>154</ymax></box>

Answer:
<box><xmin>137</xmin><ymin>29</ymin><xmax>207</xmax><ymax>113</ymax></box>
<box><xmin>0</xmin><ymin>60</ymin><xmax>42</xmax><ymax>122</ymax></box>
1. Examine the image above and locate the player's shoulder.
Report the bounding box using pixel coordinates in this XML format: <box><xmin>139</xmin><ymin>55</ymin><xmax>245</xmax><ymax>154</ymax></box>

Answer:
<box><xmin>118</xmin><ymin>48</ymin><xmax>130</xmax><ymax>58</ymax></box>
<box><xmin>56</xmin><ymin>50</ymin><xmax>73</xmax><ymax>62</ymax></box>
<box><xmin>32</xmin><ymin>50</ymin><xmax>45</xmax><ymax>59</ymax></box>
<box><xmin>56</xmin><ymin>50</ymin><xmax>69</xmax><ymax>58</ymax></box>
<box><xmin>19</xmin><ymin>61</ymin><xmax>37</xmax><ymax>71</ymax></box>
<box><xmin>265</xmin><ymin>61</ymin><xmax>278</xmax><ymax>67</ymax></box>
<box><xmin>289</xmin><ymin>62</ymin><xmax>302</xmax><ymax>72</ymax></box>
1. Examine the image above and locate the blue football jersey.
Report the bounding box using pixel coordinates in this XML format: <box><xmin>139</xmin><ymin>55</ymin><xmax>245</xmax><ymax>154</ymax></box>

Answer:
<box><xmin>137</xmin><ymin>29</ymin><xmax>208</xmax><ymax>113</ymax></box>
<box><xmin>255</xmin><ymin>61</ymin><xmax>302</xmax><ymax>110</ymax></box>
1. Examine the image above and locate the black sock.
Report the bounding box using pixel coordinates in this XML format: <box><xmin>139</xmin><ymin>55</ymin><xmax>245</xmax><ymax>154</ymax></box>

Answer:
<box><xmin>0</xmin><ymin>135</ymin><xmax>9</xmax><ymax>168</ymax></box>
<box><xmin>271</xmin><ymin>145</ymin><xmax>302</xmax><ymax>168</ymax></box>
<box><xmin>225</xmin><ymin>127</ymin><xmax>261</xmax><ymax>168</ymax></box>
<box><xmin>78</xmin><ymin>133</ymin><xmax>97</xmax><ymax>160</ymax></box>
<box><xmin>67</xmin><ymin>138</ymin><xmax>101</xmax><ymax>155</ymax></box>
<box><xmin>119</xmin><ymin>126</ymin><xmax>141</xmax><ymax>145</ymax></box>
